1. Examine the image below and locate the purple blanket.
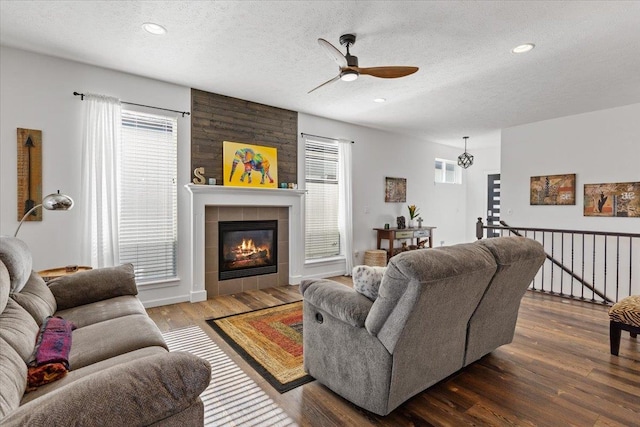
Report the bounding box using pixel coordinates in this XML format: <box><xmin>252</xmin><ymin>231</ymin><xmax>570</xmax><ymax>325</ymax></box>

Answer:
<box><xmin>30</xmin><ymin>316</ymin><xmax>76</xmax><ymax>370</ymax></box>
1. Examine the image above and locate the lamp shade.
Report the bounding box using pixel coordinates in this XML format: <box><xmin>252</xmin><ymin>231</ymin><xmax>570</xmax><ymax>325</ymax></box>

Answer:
<box><xmin>14</xmin><ymin>191</ymin><xmax>74</xmax><ymax>237</ymax></box>
<box><xmin>42</xmin><ymin>191</ymin><xmax>74</xmax><ymax>211</ymax></box>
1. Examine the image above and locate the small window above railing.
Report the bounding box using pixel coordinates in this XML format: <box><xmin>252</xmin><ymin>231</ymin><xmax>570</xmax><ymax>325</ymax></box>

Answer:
<box><xmin>434</xmin><ymin>158</ymin><xmax>461</xmax><ymax>184</ymax></box>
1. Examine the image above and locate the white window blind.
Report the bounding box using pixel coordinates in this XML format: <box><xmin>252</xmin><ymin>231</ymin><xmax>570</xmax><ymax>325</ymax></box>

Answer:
<box><xmin>119</xmin><ymin>110</ymin><xmax>178</xmax><ymax>282</ymax></box>
<box><xmin>305</xmin><ymin>138</ymin><xmax>340</xmax><ymax>259</ymax></box>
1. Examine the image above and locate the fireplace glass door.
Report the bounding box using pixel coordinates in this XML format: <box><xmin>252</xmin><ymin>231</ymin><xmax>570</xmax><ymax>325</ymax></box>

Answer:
<box><xmin>218</xmin><ymin>220</ymin><xmax>277</xmax><ymax>280</ymax></box>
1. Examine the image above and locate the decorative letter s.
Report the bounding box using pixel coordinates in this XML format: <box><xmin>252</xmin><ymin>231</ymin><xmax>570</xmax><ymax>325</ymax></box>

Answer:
<box><xmin>193</xmin><ymin>167</ymin><xmax>206</xmax><ymax>184</ymax></box>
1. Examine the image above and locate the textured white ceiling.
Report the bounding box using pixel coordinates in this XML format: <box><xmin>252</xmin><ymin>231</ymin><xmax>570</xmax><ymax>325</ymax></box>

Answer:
<box><xmin>1</xmin><ymin>1</ymin><xmax>639</xmax><ymax>148</ymax></box>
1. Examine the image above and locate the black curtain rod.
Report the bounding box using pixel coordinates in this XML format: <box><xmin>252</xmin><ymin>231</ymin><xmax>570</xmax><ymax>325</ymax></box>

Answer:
<box><xmin>73</xmin><ymin>92</ymin><xmax>190</xmax><ymax>117</ymax></box>
<box><xmin>301</xmin><ymin>132</ymin><xmax>354</xmax><ymax>144</ymax></box>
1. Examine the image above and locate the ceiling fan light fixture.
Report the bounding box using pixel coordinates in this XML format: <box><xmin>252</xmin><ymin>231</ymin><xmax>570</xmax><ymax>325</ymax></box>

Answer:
<box><xmin>512</xmin><ymin>43</ymin><xmax>535</xmax><ymax>54</ymax></box>
<box><xmin>340</xmin><ymin>69</ymin><xmax>359</xmax><ymax>82</ymax></box>
<box><xmin>310</xmin><ymin>34</ymin><xmax>418</xmax><ymax>93</ymax></box>
<box><xmin>142</xmin><ymin>22</ymin><xmax>167</xmax><ymax>35</ymax></box>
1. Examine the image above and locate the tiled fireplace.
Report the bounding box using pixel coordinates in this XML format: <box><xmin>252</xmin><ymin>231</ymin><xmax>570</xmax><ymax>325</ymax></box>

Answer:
<box><xmin>206</xmin><ymin>206</ymin><xmax>287</xmax><ymax>295</ymax></box>
<box><xmin>186</xmin><ymin>184</ymin><xmax>305</xmax><ymax>300</ymax></box>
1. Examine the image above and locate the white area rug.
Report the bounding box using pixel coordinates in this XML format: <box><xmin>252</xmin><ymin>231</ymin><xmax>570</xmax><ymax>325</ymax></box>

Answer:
<box><xmin>162</xmin><ymin>325</ymin><xmax>297</xmax><ymax>426</ymax></box>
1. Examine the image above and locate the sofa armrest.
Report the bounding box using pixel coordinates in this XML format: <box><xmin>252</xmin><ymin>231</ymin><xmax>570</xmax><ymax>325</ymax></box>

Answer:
<box><xmin>48</xmin><ymin>264</ymin><xmax>137</xmax><ymax>310</ymax></box>
<box><xmin>301</xmin><ymin>278</ymin><xmax>373</xmax><ymax>328</ymax></box>
<box><xmin>2</xmin><ymin>351</ymin><xmax>211</xmax><ymax>427</ymax></box>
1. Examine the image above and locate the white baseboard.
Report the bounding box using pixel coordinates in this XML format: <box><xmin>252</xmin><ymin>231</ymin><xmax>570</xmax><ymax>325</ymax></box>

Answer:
<box><xmin>288</xmin><ymin>274</ymin><xmax>302</xmax><ymax>285</ymax></box>
<box><xmin>190</xmin><ymin>289</ymin><xmax>207</xmax><ymax>303</ymax></box>
<box><xmin>301</xmin><ymin>269</ymin><xmax>348</xmax><ymax>281</ymax></box>
<box><xmin>142</xmin><ymin>294</ymin><xmax>190</xmax><ymax>308</ymax></box>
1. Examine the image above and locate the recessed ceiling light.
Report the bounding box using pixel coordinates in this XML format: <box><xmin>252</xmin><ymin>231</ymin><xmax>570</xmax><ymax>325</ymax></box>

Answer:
<box><xmin>512</xmin><ymin>43</ymin><xmax>535</xmax><ymax>54</ymax></box>
<box><xmin>142</xmin><ymin>22</ymin><xmax>167</xmax><ymax>35</ymax></box>
<box><xmin>374</xmin><ymin>98</ymin><xmax>386</xmax><ymax>103</ymax></box>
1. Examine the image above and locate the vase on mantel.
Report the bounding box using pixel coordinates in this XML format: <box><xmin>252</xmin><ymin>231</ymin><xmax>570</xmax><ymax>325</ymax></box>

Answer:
<box><xmin>408</xmin><ymin>219</ymin><xmax>415</xmax><ymax>228</ymax></box>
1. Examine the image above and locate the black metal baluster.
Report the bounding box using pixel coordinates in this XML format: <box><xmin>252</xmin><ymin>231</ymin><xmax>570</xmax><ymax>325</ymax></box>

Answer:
<box><xmin>532</xmin><ymin>231</ymin><xmax>537</xmax><ymax>290</ymax></box>
<box><xmin>616</xmin><ymin>236</ymin><xmax>620</xmax><ymax>303</ymax></box>
<box><xmin>592</xmin><ymin>234</ymin><xmax>596</xmax><ymax>302</ymax></box>
<box><xmin>571</xmin><ymin>233</ymin><xmax>575</xmax><ymax>299</ymax></box>
<box><xmin>560</xmin><ymin>232</ymin><xmax>565</xmax><ymax>296</ymax></box>
<box><xmin>630</xmin><ymin>237</ymin><xmax>633</xmax><ymax>298</ymax></box>
<box><xmin>542</xmin><ymin>232</ymin><xmax>546</xmax><ymax>292</ymax></box>
<box><xmin>603</xmin><ymin>235</ymin><xmax>608</xmax><ymax>304</ymax></box>
<box><xmin>581</xmin><ymin>234</ymin><xmax>585</xmax><ymax>300</ymax></box>
<box><xmin>551</xmin><ymin>232</ymin><xmax>555</xmax><ymax>295</ymax></box>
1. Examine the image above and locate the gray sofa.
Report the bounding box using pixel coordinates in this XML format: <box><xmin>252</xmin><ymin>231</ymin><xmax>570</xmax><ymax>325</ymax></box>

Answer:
<box><xmin>0</xmin><ymin>236</ymin><xmax>211</xmax><ymax>426</ymax></box>
<box><xmin>301</xmin><ymin>236</ymin><xmax>545</xmax><ymax>416</ymax></box>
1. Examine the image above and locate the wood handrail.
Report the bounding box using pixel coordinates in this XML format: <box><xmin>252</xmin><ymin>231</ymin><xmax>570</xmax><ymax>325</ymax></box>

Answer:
<box><xmin>489</xmin><ymin>221</ymin><xmax>640</xmax><ymax>239</ymax></box>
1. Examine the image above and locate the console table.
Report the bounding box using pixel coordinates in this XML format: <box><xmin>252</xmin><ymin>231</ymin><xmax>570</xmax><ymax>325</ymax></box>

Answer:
<box><xmin>373</xmin><ymin>226</ymin><xmax>436</xmax><ymax>258</ymax></box>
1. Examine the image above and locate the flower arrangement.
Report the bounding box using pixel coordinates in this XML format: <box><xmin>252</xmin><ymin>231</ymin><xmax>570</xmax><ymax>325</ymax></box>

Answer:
<box><xmin>407</xmin><ymin>204</ymin><xmax>420</xmax><ymax>219</ymax></box>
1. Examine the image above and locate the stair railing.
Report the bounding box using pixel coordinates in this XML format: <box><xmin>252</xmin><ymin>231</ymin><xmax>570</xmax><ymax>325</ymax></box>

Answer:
<box><xmin>476</xmin><ymin>218</ymin><xmax>639</xmax><ymax>304</ymax></box>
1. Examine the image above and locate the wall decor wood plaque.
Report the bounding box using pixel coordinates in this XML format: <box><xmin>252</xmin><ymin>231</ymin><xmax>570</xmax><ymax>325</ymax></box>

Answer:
<box><xmin>385</xmin><ymin>177</ymin><xmax>407</xmax><ymax>203</ymax></box>
<box><xmin>17</xmin><ymin>128</ymin><xmax>43</xmax><ymax>221</ymax></box>
<box><xmin>584</xmin><ymin>182</ymin><xmax>640</xmax><ymax>217</ymax></box>
<box><xmin>530</xmin><ymin>173</ymin><xmax>576</xmax><ymax>205</ymax></box>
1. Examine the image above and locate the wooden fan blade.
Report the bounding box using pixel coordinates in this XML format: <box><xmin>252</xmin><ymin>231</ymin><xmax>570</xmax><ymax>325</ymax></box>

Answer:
<box><xmin>308</xmin><ymin>75</ymin><xmax>341</xmax><ymax>93</ymax></box>
<box><xmin>352</xmin><ymin>66</ymin><xmax>419</xmax><ymax>78</ymax></box>
<box><xmin>318</xmin><ymin>38</ymin><xmax>348</xmax><ymax>68</ymax></box>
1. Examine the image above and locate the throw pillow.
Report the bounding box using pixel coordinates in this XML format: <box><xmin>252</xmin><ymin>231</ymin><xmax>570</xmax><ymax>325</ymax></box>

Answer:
<box><xmin>48</xmin><ymin>263</ymin><xmax>136</xmax><ymax>310</ymax></box>
<box><xmin>352</xmin><ymin>265</ymin><xmax>386</xmax><ymax>301</ymax></box>
<box><xmin>0</xmin><ymin>236</ymin><xmax>33</xmax><ymax>293</ymax></box>
<box><xmin>10</xmin><ymin>272</ymin><xmax>57</xmax><ymax>325</ymax></box>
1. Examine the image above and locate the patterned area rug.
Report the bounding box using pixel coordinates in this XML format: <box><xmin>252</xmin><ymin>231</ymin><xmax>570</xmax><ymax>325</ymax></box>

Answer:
<box><xmin>206</xmin><ymin>301</ymin><xmax>314</xmax><ymax>393</ymax></box>
<box><xmin>162</xmin><ymin>326</ymin><xmax>296</xmax><ymax>426</ymax></box>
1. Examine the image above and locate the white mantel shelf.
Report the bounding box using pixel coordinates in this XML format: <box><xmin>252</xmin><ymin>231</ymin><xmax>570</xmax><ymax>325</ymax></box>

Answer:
<box><xmin>184</xmin><ymin>184</ymin><xmax>306</xmax><ymax>302</ymax></box>
<box><xmin>185</xmin><ymin>184</ymin><xmax>306</xmax><ymax>197</ymax></box>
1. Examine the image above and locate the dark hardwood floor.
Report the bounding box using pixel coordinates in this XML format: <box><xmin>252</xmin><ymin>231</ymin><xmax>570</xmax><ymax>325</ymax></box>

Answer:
<box><xmin>147</xmin><ymin>277</ymin><xmax>640</xmax><ymax>426</ymax></box>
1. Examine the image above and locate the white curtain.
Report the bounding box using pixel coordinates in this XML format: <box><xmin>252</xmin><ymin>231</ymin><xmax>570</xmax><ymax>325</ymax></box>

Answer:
<box><xmin>338</xmin><ymin>139</ymin><xmax>354</xmax><ymax>274</ymax></box>
<box><xmin>80</xmin><ymin>94</ymin><xmax>122</xmax><ymax>267</ymax></box>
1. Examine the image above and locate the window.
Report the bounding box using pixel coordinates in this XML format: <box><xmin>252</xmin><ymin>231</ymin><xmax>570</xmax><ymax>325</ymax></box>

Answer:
<box><xmin>434</xmin><ymin>158</ymin><xmax>461</xmax><ymax>184</ymax></box>
<box><xmin>305</xmin><ymin>138</ymin><xmax>340</xmax><ymax>259</ymax></box>
<box><xmin>119</xmin><ymin>110</ymin><xmax>178</xmax><ymax>282</ymax></box>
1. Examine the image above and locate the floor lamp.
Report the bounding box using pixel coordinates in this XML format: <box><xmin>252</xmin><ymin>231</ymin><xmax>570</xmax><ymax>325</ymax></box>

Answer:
<box><xmin>14</xmin><ymin>191</ymin><xmax>74</xmax><ymax>237</ymax></box>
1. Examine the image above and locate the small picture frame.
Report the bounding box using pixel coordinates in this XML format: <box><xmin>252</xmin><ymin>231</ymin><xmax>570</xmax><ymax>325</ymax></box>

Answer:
<box><xmin>385</xmin><ymin>177</ymin><xmax>407</xmax><ymax>203</ymax></box>
<box><xmin>530</xmin><ymin>173</ymin><xmax>576</xmax><ymax>205</ymax></box>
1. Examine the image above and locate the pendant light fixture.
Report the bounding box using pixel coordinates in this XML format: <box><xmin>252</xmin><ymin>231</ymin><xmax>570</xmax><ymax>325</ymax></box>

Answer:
<box><xmin>457</xmin><ymin>136</ymin><xmax>474</xmax><ymax>169</ymax></box>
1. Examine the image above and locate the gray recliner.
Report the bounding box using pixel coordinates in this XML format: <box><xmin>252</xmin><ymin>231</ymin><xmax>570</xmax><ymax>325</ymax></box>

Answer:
<box><xmin>300</xmin><ymin>236</ymin><xmax>545</xmax><ymax>416</ymax></box>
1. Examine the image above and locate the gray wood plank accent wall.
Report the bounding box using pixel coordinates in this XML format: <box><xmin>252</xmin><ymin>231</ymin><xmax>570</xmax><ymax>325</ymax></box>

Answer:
<box><xmin>191</xmin><ymin>89</ymin><xmax>298</xmax><ymax>185</ymax></box>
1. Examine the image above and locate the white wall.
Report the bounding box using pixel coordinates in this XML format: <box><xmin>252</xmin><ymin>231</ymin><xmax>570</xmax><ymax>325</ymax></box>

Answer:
<box><xmin>501</xmin><ymin>103</ymin><xmax>640</xmax><ymax>232</ymax></box>
<box><xmin>298</xmin><ymin>113</ymin><xmax>489</xmax><ymax>278</ymax></box>
<box><xmin>501</xmin><ymin>104</ymin><xmax>640</xmax><ymax>298</ymax></box>
<box><xmin>0</xmin><ymin>46</ymin><xmax>500</xmax><ymax>302</ymax></box>
<box><xmin>0</xmin><ymin>46</ymin><xmax>192</xmax><ymax>307</ymax></box>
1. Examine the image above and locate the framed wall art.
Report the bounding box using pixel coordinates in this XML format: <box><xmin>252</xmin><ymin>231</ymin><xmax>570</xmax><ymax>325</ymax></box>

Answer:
<box><xmin>530</xmin><ymin>173</ymin><xmax>576</xmax><ymax>205</ymax></box>
<box><xmin>17</xmin><ymin>128</ymin><xmax>43</xmax><ymax>221</ymax></box>
<box><xmin>584</xmin><ymin>182</ymin><xmax>640</xmax><ymax>217</ymax></box>
<box><xmin>223</xmin><ymin>141</ymin><xmax>278</xmax><ymax>188</ymax></box>
<box><xmin>385</xmin><ymin>177</ymin><xmax>406</xmax><ymax>203</ymax></box>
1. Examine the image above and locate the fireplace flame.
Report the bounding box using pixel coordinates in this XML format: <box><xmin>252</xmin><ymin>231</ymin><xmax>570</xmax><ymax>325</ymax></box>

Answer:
<box><xmin>232</xmin><ymin>239</ymin><xmax>270</xmax><ymax>259</ymax></box>
<box><xmin>241</xmin><ymin>239</ymin><xmax>255</xmax><ymax>254</ymax></box>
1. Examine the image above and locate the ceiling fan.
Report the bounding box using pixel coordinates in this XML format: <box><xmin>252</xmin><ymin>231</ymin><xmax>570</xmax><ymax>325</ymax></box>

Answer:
<box><xmin>308</xmin><ymin>33</ymin><xmax>419</xmax><ymax>93</ymax></box>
